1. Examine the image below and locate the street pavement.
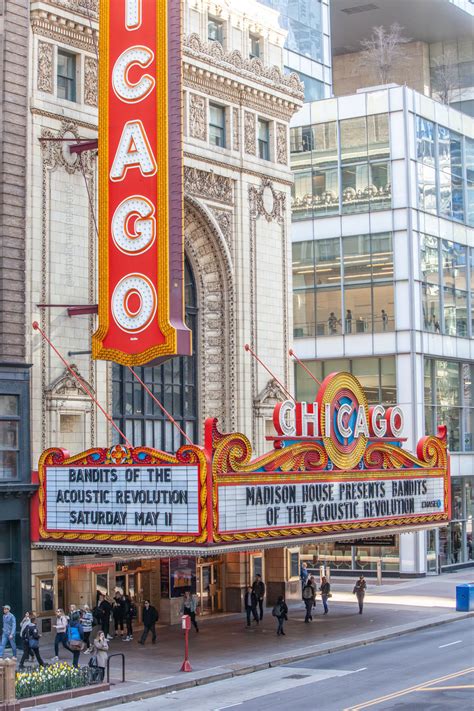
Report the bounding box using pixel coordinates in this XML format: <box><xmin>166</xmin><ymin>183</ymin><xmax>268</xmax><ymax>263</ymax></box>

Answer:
<box><xmin>29</xmin><ymin>570</ymin><xmax>474</xmax><ymax>710</ymax></box>
<box><xmin>104</xmin><ymin>618</ymin><xmax>474</xmax><ymax>710</ymax></box>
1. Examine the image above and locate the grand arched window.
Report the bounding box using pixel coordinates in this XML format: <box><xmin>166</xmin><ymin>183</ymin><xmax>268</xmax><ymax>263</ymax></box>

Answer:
<box><xmin>112</xmin><ymin>259</ymin><xmax>198</xmax><ymax>450</ymax></box>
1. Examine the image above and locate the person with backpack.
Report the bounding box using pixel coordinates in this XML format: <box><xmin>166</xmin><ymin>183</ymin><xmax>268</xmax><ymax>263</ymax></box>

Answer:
<box><xmin>320</xmin><ymin>576</ymin><xmax>331</xmax><ymax>614</ymax></box>
<box><xmin>66</xmin><ymin>607</ymin><xmax>84</xmax><ymax>667</ymax></box>
<box><xmin>251</xmin><ymin>574</ymin><xmax>266</xmax><ymax>621</ymax></box>
<box><xmin>302</xmin><ymin>579</ymin><xmax>315</xmax><ymax>622</ymax></box>
<box><xmin>20</xmin><ymin>613</ymin><xmax>35</xmax><ymax>661</ymax></box>
<box><xmin>244</xmin><ymin>586</ymin><xmax>259</xmax><ymax>627</ymax></box>
<box><xmin>19</xmin><ymin>616</ymin><xmax>45</xmax><ymax>670</ymax></box>
<box><xmin>97</xmin><ymin>594</ymin><xmax>112</xmax><ymax>639</ymax></box>
<box><xmin>272</xmin><ymin>595</ymin><xmax>288</xmax><ymax>636</ymax></box>
<box><xmin>353</xmin><ymin>575</ymin><xmax>367</xmax><ymax>614</ymax></box>
<box><xmin>139</xmin><ymin>600</ymin><xmax>159</xmax><ymax>645</ymax></box>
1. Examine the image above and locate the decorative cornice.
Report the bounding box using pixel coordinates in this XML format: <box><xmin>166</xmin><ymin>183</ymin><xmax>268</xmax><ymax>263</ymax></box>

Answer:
<box><xmin>183</xmin><ymin>152</ymin><xmax>293</xmax><ymax>187</ymax></box>
<box><xmin>44</xmin><ymin>0</ymin><xmax>98</xmax><ymax>22</ymax></box>
<box><xmin>31</xmin><ymin>107</ymin><xmax>97</xmax><ymax>131</ymax></box>
<box><xmin>31</xmin><ymin>8</ymin><xmax>98</xmax><ymax>52</ymax></box>
<box><xmin>183</xmin><ymin>33</ymin><xmax>304</xmax><ymax>104</ymax></box>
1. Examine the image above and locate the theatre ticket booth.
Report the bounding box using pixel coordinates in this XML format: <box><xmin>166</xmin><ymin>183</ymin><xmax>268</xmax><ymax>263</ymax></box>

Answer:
<box><xmin>31</xmin><ymin>372</ymin><xmax>452</xmax><ymax>625</ymax></box>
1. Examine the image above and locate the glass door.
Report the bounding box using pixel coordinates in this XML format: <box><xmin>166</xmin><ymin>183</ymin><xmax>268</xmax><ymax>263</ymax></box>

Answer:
<box><xmin>197</xmin><ymin>562</ymin><xmax>222</xmax><ymax>614</ymax></box>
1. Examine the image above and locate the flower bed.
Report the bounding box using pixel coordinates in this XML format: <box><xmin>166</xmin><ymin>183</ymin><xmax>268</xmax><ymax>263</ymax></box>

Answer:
<box><xmin>16</xmin><ymin>662</ymin><xmax>92</xmax><ymax>700</ymax></box>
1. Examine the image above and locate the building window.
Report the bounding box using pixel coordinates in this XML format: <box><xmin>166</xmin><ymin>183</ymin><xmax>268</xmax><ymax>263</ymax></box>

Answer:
<box><xmin>424</xmin><ymin>358</ymin><xmax>473</xmax><ymax>453</ymax></box>
<box><xmin>208</xmin><ymin>16</ymin><xmax>224</xmax><ymax>45</ymax></box>
<box><xmin>112</xmin><ymin>260</ymin><xmax>198</xmax><ymax>451</ymax></box>
<box><xmin>290</xmin><ymin>114</ymin><xmax>391</xmax><ymax>220</ymax></box>
<box><xmin>292</xmin><ymin>233</ymin><xmax>394</xmax><ymax>337</ymax></box>
<box><xmin>416</xmin><ymin>116</ymin><xmax>473</xmax><ymax>227</ymax></box>
<box><xmin>420</xmin><ymin>234</ymin><xmax>471</xmax><ymax>338</ymax></box>
<box><xmin>209</xmin><ymin>104</ymin><xmax>226</xmax><ymax>147</ymax></box>
<box><xmin>57</xmin><ymin>50</ymin><xmax>77</xmax><ymax>102</ymax></box>
<box><xmin>0</xmin><ymin>395</ymin><xmax>19</xmax><ymax>480</ymax></box>
<box><xmin>295</xmin><ymin>356</ymin><xmax>397</xmax><ymax>407</ymax></box>
<box><xmin>288</xmin><ymin>550</ymin><xmax>300</xmax><ymax>579</ymax></box>
<box><xmin>285</xmin><ymin>68</ymin><xmax>324</xmax><ymax>102</ymax></box>
<box><xmin>258</xmin><ymin>119</ymin><xmax>270</xmax><ymax>160</ymax></box>
<box><xmin>249</xmin><ymin>33</ymin><xmax>261</xmax><ymax>59</ymax></box>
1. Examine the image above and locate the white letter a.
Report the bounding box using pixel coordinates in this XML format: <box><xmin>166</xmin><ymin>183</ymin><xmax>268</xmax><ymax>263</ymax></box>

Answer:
<box><xmin>110</xmin><ymin>120</ymin><xmax>157</xmax><ymax>182</ymax></box>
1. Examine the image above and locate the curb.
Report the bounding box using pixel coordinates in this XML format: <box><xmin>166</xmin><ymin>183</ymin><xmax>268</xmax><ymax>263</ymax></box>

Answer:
<box><xmin>34</xmin><ymin>612</ymin><xmax>474</xmax><ymax>710</ymax></box>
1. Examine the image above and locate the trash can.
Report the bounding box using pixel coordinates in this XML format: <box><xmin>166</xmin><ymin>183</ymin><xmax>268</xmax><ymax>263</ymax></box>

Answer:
<box><xmin>455</xmin><ymin>583</ymin><xmax>474</xmax><ymax>611</ymax></box>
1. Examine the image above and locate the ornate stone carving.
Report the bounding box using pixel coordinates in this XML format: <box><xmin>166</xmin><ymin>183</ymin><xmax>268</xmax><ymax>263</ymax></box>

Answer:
<box><xmin>189</xmin><ymin>93</ymin><xmax>207</xmax><ymax>141</ymax></box>
<box><xmin>41</xmin><ymin>122</ymin><xmax>96</xmax><ymax>176</ymax></box>
<box><xmin>184</xmin><ymin>167</ymin><xmax>233</xmax><ymax>204</ymax></box>
<box><xmin>46</xmin><ymin>0</ymin><xmax>98</xmax><ymax>19</ymax></box>
<box><xmin>249</xmin><ymin>177</ymin><xmax>286</xmax><ymax>224</ymax></box>
<box><xmin>37</xmin><ymin>41</ymin><xmax>54</xmax><ymax>94</ymax></box>
<box><xmin>244</xmin><ymin>111</ymin><xmax>256</xmax><ymax>155</ymax></box>
<box><xmin>31</xmin><ymin>9</ymin><xmax>98</xmax><ymax>53</ymax></box>
<box><xmin>211</xmin><ymin>209</ymin><xmax>233</xmax><ymax>249</ymax></box>
<box><xmin>183</xmin><ymin>33</ymin><xmax>304</xmax><ymax>101</ymax></box>
<box><xmin>46</xmin><ymin>364</ymin><xmax>94</xmax><ymax>402</ymax></box>
<box><xmin>184</xmin><ymin>197</ymin><xmax>235</xmax><ymax>430</ymax></box>
<box><xmin>276</xmin><ymin>123</ymin><xmax>288</xmax><ymax>165</ymax></box>
<box><xmin>254</xmin><ymin>378</ymin><xmax>287</xmax><ymax>417</ymax></box>
<box><xmin>84</xmin><ymin>56</ymin><xmax>98</xmax><ymax>106</ymax></box>
<box><xmin>232</xmin><ymin>108</ymin><xmax>240</xmax><ymax>151</ymax></box>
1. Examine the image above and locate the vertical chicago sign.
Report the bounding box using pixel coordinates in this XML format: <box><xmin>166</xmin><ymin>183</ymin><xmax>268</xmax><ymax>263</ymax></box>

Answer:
<box><xmin>93</xmin><ymin>0</ymin><xmax>191</xmax><ymax>365</ymax></box>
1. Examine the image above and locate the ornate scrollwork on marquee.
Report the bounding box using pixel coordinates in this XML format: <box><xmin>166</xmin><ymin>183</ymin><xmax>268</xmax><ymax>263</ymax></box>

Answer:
<box><xmin>38</xmin><ymin>445</ymin><xmax>208</xmax><ymax>544</ymax></box>
<box><xmin>364</xmin><ymin>434</ymin><xmax>447</xmax><ymax>471</ymax></box>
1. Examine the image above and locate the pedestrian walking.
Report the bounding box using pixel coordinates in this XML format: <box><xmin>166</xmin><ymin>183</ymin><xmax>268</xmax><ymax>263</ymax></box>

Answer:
<box><xmin>353</xmin><ymin>575</ymin><xmax>367</xmax><ymax>614</ymax></box>
<box><xmin>122</xmin><ymin>594</ymin><xmax>135</xmax><ymax>641</ymax></box>
<box><xmin>81</xmin><ymin>605</ymin><xmax>93</xmax><ymax>653</ymax></box>
<box><xmin>300</xmin><ymin>562</ymin><xmax>309</xmax><ymax>594</ymax></box>
<box><xmin>302</xmin><ymin>579</ymin><xmax>315</xmax><ymax>622</ymax></box>
<box><xmin>272</xmin><ymin>595</ymin><xmax>288</xmax><ymax>636</ymax></box>
<box><xmin>20</xmin><ymin>613</ymin><xmax>35</xmax><ymax>660</ymax></box>
<box><xmin>180</xmin><ymin>591</ymin><xmax>199</xmax><ymax>632</ymax></box>
<box><xmin>112</xmin><ymin>592</ymin><xmax>125</xmax><ymax>638</ymax></box>
<box><xmin>252</xmin><ymin>574</ymin><xmax>266</xmax><ymax>621</ymax></box>
<box><xmin>93</xmin><ymin>631</ymin><xmax>108</xmax><ymax>681</ymax></box>
<box><xmin>139</xmin><ymin>600</ymin><xmax>158</xmax><ymax>645</ymax></box>
<box><xmin>19</xmin><ymin>616</ymin><xmax>45</xmax><ymax>670</ymax></box>
<box><xmin>320</xmin><ymin>576</ymin><xmax>331</xmax><ymax>614</ymax></box>
<box><xmin>0</xmin><ymin>605</ymin><xmax>17</xmax><ymax>658</ymax></box>
<box><xmin>244</xmin><ymin>586</ymin><xmax>259</xmax><ymax>627</ymax></box>
<box><xmin>52</xmin><ymin>608</ymin><xmax>69</xmax><ymax>661</ymax></box>
<box><xmin>66</xmin><ymin>608</ymin><xmax>84</xmax><ymax>667</ymax></box>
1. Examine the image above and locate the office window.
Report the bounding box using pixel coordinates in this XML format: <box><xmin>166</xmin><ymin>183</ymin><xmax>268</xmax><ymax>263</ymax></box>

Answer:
<box><xmin>0</xmin><ymin>395</ymin><xmax>19</xmax><ymax>481</ymax></box>
<box><xmin>295</xmin><ymin>357</ymin><xmax>396</xmax><ymax>406</ymax></box>
<box><xmin>57</xmin><ymin>50</ymin><xmax>77</xmax><ymax>102</ymax></box>
<box><xmin>420</xmin><ymin>234</ymin><xmax>470</xmax><ymax>338</ymax></box>
<box><xmin>208</xmin><ymin>16</ymin><xmax>224</xmax><ymax>44</ymax></box>
<box><xmin>249</xmin><ymin>33</ymin><xmax>261</xmax><ymax>59</ymax></box>
<box><xmin>258</xmin><ymin>119</ymin><xmax>270</xmax><ymax>160</ymax></box>
<box><xmin>424</xmin><ymin>358</ymin><xmax>474</xmax><ymax>452</ymax></box>
<box><xmin>209</xmin><ymin>104</ymin><xmax>226</xmax><ymax>147</ymax></box>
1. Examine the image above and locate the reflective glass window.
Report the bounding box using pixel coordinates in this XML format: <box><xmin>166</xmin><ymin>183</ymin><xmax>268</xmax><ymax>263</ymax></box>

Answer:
<box><xmin>209</xmin><ymin>104</ymin><xmax>226</xmax><ymax>147</ymax></box>
<box><xmin>315</xmin><ymin>238</ymin><xmax>340</xmax><ymax>286</ymax></box>
<box><xmin>373</xmin><ymin>283</ymin><xmax>394</xmax><ymax>333</ymax></box>
<box><xmin>421</xmin><ymin>234</ymin><xmax>440</xmax><ymax>284</ymax></box>
<box><xmin>57</xmin><ymin>51</ymin><xmax>76</xmax><ymax>102</ymax></box>
<box><xmin>417</xmin><ymin>163</ymin><xmax>437</xmax><ymax>213</ymax></box>
<box><xmin>0</xmin><ymin>394</ymin><xmax>19</xmax><ymax>481</ymax></box>
<box><xmin>249</xmin><ymin>33</ymin><xmax>261</xmax><ymax>59</ymax></box>
<box><xmin>292</xmin><ymin>241</ymin><xmax>315</xmax><ymax>289</ymax></box>
<box><xmin>294</xmin><ymin>360</ymin><xmax>323</xmax><ymax>402</ymax></box>
<box><xmin>352</xmin><ymin>358</ymin><xmax>379</xmax><ymax>404</ymax></box>
<box><xmin>293</xmin><ymin>290</ymin><xmax>316</xmax><ymax>338</ymax></box>
<box><xmin>208</xmin><ymin>17</ymin><xmax>224</xmax><ymax>44</ymax></box>
<box><xmin>416</xmin><ymin>117</ymin><xmax>436</xmax><ymax>165</ymax></box>
<box><xmin>258</xmin><ymin>119</ymin><xmax>270</xmax><ymax>160</ymax></box>
<box><xmin>422</xmin><ymin>283</ymin><xmax>441</xmax><ymax>332</ymax></box>
<box><xmin>316</xmin><ymin>289</ymin><xmax>342</xmax><ymax>336</ymax></box>
<box><xmin>367</xmin><ymin>114</ymin><xmax>389</xmax><ymax>160</ymax></box>
<box><xmin>340</xmin><ymin>117</ymin><xmax>367</xmax><ymax>164</ymax></box>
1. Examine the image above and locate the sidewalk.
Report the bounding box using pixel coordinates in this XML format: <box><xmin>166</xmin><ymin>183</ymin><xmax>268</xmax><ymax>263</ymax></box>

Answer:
<box><xmin>26</xmin><ymin>570</ymin><xmax>474</xmax><ymax>710</ymax></box>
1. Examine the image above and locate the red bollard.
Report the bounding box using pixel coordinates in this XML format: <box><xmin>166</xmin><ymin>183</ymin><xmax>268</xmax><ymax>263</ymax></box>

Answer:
<box><xmin>180</xmin><ymin>614</ymin><xmax>192</xmax><ymax>672</ymax></box>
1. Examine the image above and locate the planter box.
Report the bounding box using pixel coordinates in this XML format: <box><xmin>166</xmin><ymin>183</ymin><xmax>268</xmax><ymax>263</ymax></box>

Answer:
<box><xmin>0</xmin><ymin>682</ymin><xmax>109</xmax><ymax>710</ymax></box>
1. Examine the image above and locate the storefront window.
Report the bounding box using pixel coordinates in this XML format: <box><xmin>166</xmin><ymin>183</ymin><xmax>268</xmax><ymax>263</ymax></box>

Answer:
<box><xmin>112</xmin><ymin>260</ymin><xmax>197</xmax><ymax>450</ymax></box>
<box><xmin>440</xmin><ymin>478</ymin><xmax>473</xmax><ymax>567</ymax></box>
<box><xmin>40</xmin><ymin>578</ymin><xmax>54</xmax><ymax>612</ymax></box>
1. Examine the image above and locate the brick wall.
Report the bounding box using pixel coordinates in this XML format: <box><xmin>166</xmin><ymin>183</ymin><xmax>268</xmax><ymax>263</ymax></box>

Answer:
<box><xmin>0</xmin><ymin>0</ymin><xmax>28</xmax><ymax>361</ymax></box>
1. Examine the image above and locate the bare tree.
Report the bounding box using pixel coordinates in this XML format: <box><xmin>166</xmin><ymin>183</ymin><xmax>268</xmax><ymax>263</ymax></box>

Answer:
<box><xmin>360</xmin><ymin>24</ymin><xmax>410</xmax><ymax>86</ymax></box>
<box><xmin>431</xmin><ymin>49</ymin><xmax>458</xmax><ymax>105</ymax></box>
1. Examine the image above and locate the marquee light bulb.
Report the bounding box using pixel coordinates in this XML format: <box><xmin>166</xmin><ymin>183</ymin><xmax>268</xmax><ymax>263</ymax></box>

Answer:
<box><xmin>112</xmin><ymin>46</ymin><xmax>155</xmax><ymax>103</ymax></box>
<box><xmin>112</xmin><ymin>195</ymin><xmax>156</xmax><ymax>254</ymax></box>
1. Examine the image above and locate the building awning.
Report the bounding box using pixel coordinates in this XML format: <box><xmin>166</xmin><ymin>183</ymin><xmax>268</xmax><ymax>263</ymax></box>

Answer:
<box><xmin>33</xmin><ymin>522</ymin><xmax>444</xmax><ymax>563</ymax></box>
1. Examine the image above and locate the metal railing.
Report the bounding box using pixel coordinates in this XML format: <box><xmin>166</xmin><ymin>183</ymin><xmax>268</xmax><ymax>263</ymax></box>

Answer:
<box><xmin>106</xmin><ymin>653</ymin><xmax>126</xmax><ymax>685</ymax></box>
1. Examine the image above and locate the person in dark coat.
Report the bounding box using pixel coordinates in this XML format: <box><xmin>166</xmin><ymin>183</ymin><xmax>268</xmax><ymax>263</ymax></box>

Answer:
<box><xmin>244</xmin><ymin>586</ymin><xmax>259</xmax><ymax>627</ymax></box>
<box><xmin>112</xmin><ymin>592</ymin><xmax>125</xmax><ymax>638</ymax></box>
<box><xmin>320</xmin><ymin>576</ymin><xmax>331</xmax><ymax>614</ymax></box>
<box><xmin>302</xmin><ymin>580</ymin><xmax>315</xmax><ymax>622</ymax></box>
<box><xmin>98</xmin><ymin>595</ymin><xmax>112</xmax><ymax>639</ymax></box>
<box><xmin>139</xmin><ymin>600</ymin><xmax>158</xmax><ymax>645</ymax></box>
<box><xmin>353</xmin><ymin>575</ymin><xmax>367</xmax><ymax>614</ymax></box>
<box><xmin>122</xmin><ymin>595</ymin><xmax>135</xmax><ymax>642</ymax></box>
<box><xmin>251</xmin><ymin>574</ymin><xmax>265</xmax><ymax>621</ymax></box>
<box><xmin>19</xmin><ymin>616</ymin><xmax>45</xmax><ymax>670</ymax></box>
<box><xmin>273</xmin><ymin>596</ymin><xmax>288</xmax><ymax>636</ymax></box>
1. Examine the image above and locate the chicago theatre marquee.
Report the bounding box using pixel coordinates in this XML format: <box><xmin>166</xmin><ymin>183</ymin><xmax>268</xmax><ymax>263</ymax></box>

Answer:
<box><xmin>31</xmin><ymin>372</ymin><xmax>450</xmax><ymax>623</ymax></box>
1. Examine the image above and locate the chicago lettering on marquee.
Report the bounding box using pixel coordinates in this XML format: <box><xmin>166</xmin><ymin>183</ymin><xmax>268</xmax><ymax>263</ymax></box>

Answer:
<box><xmin>34</xmin><ymin>373</ymin><xmax>451</xmax><ymax>548</ymax></box>
<box><xmin>93</xmin><ymin>0</ymin><xmax>191</xmax><ymax>366</ymax></box>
